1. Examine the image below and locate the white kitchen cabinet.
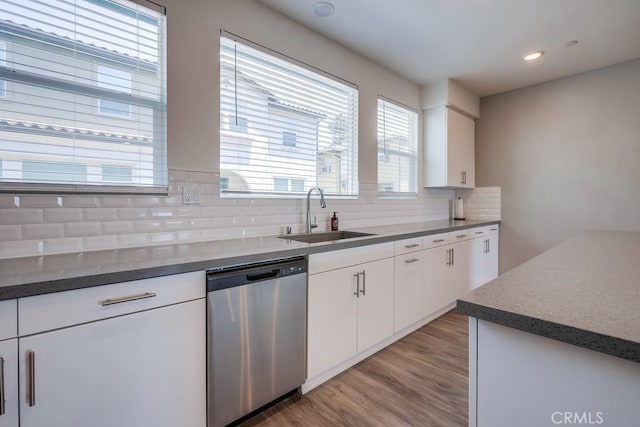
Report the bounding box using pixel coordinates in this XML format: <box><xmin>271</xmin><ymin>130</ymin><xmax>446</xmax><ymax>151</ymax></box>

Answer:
<box><xmin>394</xmin><ymin>238</ymin><xmax>423</xmax><ymax>332</ymax></box>
<box><xmin>422</xmin><ymin>233</ymin><xmax>473</xmax><ymax>317</ymax></box>
<box><xmin>0</xmin><ymin>339</ymin><xmax>18</xmax><ymax>427</ymax></box>
<box><xmin>470</xmin><ymin>226</ymin><xmax>500</xmax><ymax>290</ymax></box>
<box><xmin>0</xmin><ymin>299</ymin><xmax>18</xmax><ymax>427</ymax></box>
<box><xmin>424</xmin><ymin>105</ymin><xmax>475</xmax><ymax>188</ymax></box>
<box><xmin>17</xmin><ymin>273</ymin><xmax>206</xmax><ymax>427</ymax></box>
<box><xmin>307</xmin><ymin>244</ymin><xmax>394</xmax><ymax>379</ymax></box>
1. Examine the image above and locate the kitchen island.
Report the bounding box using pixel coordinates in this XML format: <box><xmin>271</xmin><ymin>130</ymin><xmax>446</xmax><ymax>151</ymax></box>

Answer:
<box><xmin>457</xmin><ymin>231</ymin><xmax>640</xmax><ymax>427</ymax></box>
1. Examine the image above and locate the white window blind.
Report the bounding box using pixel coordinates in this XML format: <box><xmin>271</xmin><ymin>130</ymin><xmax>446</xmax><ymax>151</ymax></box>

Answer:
<box><xmin>0</xmin><ymin>0</ymin><xmax>167</xmax><ymax>194</ymax></box>
<box><xmin>220</xmin><ymin>34</ymin><xmax>359</xmax><ymax>197</ymax></box>
<box><xmin>377</xmin><ymin>97</ymin><xmax>418</xmax><ymax>194</ymax></box>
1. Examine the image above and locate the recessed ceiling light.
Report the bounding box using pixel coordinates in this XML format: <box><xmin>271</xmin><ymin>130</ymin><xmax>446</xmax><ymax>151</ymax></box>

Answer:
<box><xmin>313</xmin><ymin>1</ymin><xmax>335</xmax><ymax>18</ymax></box>
<box><xmin>523</xmin><ymin>50</ymin><xmax>544</xmax><ymax>61</ymax></box>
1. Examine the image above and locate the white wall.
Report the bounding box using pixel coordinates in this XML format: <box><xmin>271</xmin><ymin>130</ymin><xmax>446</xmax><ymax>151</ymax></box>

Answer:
<box><xmin>476</xmin><ymin>58</ymin><xmax>640</xmax><ymax>273</ymax></box>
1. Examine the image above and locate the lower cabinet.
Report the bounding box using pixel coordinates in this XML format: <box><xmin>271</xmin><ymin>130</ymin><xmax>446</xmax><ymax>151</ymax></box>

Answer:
<box><xmin>307</xmin><ymin>245</ymin><xmax>394</xmax><ymax>379</ymax></box>
<box><xmin>394</xmin><ymin>239</ymin><xmax>424</xmax><ymax>333</ymax></box>
<box><xmin>18</xmin><ymin>299</ymin><xmax>205</xmax><ymax>427</ymax></box>
<box><xmin>470</xmin><ymin>227</ymin><xmax>499</xmax><ymax>290</ymax></box>
<box><xmin>0</xmin><ymin>339</ymin><xmax>18</xmax><ymax>427</ymax></box>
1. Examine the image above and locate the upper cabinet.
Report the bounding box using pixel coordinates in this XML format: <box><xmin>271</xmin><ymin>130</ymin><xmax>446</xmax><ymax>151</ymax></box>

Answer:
<box><xmin>422</xmin><ymin>79</ymin><xmax>479</xmax><ymax>189</ymax></box>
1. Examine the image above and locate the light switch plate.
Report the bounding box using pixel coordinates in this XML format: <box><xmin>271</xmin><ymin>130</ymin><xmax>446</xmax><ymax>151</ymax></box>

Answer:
<box><xmin>182</xmin><ymin>184</ymin><xmax>201</xmax><ymax>204</ymax></box>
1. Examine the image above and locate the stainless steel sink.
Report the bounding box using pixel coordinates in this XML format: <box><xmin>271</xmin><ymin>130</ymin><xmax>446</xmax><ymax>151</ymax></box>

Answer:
<box><xmin>279</xmin><ymin>230</ymin><xmax>375</xmax><ymax>244</ymax></box>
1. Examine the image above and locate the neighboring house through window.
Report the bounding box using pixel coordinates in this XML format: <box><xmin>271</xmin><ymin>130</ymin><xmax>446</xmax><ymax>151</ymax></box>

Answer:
<box><xmin>377</xmin><ymin>97</ymin><xmax>418</xmax><ymax>195</ymax></box>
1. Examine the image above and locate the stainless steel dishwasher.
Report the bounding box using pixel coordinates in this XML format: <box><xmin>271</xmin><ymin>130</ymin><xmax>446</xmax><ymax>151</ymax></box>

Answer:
<box><xmin>206</xmin><ymin>257</ymin><xmax>307</xmax><ymax>427</ymax></box>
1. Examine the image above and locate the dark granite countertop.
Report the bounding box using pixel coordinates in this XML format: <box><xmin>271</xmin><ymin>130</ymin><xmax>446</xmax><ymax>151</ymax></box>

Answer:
<box><xmin>457</xmin><ymin>230</ymin><xmax>640</xmax><ymax>363</ymax></box>
<box><xmin>0</xmin><ymin>219</ymin><xmax>498</xmax><ymax>300</ymax></box>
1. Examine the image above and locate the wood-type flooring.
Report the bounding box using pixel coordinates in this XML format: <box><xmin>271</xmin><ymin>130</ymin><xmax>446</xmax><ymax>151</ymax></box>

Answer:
<box><xmin>239</xmin><ymin>310</ymin><xmax>469</xmax><ymax>427</ymax></box>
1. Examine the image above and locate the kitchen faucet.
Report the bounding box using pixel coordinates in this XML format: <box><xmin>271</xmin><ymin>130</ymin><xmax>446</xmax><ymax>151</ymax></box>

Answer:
<box><xmin>306</xmin><ymin>186</ymin><xmax>327</xmax><ymax>233</ymax></box>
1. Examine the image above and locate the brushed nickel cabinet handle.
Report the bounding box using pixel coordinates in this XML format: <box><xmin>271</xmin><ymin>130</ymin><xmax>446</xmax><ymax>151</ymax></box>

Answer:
<box><xmin>99</xmin><ymin>292</ymin><xmax>157</xmax><ymax>306</ymax></box>
<box><xmin>0</xmin><ymin>356</ymin><xmax>5</xmax><ymax>416</ymax></box>
<box><xmin>353</xmin><ymin>272</ymin><xmax>360</xmax><ymax>298</ymax></box>
<box><xmin>487</xmin><ymin>239</ymin><xmax>491</xmax><ymax>253</ymax></box>
<box><xmin>456</xmin><ymin>234</ymin><xmax>467</xmax><ymax>238</ymax></box>
<box><xmin>475</xmin><ymin>231</ymin><xmax>484</xmax><ymax>234</ymax></box>
<box><xmin>27</xmin><ymin>350</ymin><xmax>35</xmax><ymax>407</ymax></box>
<box><xmin>404</xmin><ymin>258</ymin><xmax>420</xmax><ymax>264</ymax></box>
<box><xmin>360</xmin><ymin>270</ymin><xmax>366</xmax><ymax>296</ymax></box>
<box><xmin>446</xmin><ymin>249</ymin><xmax>452</xmax><ymax>266</ymax></box>
<box><xmin>451</xmin><ymin>248</ymin><xmax>455</xmax><ymax>266</ymax></box>
<box><xmin>490</xmin><ymin>228</ymin><xmax>498</xmax><ymax>231</ymax></box>
<box><xmin>404</xmin><ymin>243</ymin><xmax>420</xmax><ymax>248</ymax></box>
<box><xmin>433</xmin><ymin>239</ymin><xmax>445</xmax><ymax>243</ymax></box>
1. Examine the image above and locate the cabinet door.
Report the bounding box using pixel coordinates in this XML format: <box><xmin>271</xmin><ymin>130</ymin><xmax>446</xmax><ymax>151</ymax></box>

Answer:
<box><xmin>19</xmin><ymin>299</ymin><xmax>206</xmax><ymax>427</ymax></box>
<box><xmin>356</xmin><ymin>258</ymin><xmax>394</xmax><ymax>353</ymax></box>
<box><xmin>394</xmin><ymin>252</ymin><xmax>423</xmax><ymax>332</ymax></box>
<box><xmin>0</xmin><ymin>339</ymin><xmax>18</xmax><ymax>427</ymax></box>
<box><xmin>446</xmin><ymin>108</ymin><xmax>475</xmax><ymax>188</ymax></box>
<box><xmin>452</xmin><ymin>240</ymin><xmax>472</xmax><ymax>298</ymax></box>
<box><xmin>422</xmin><ymin>245</ymin><xmax>455</xmax><ymax>317</ymax></box>
<box><xmin>307</xmin><ymin>268</ymin><xmax>358</xmax><ymax>378</ymax></box>
<box><xmin>469</xmin><ymin>234</ymin><xmax>499</xmax><ymax>291</ymax></box>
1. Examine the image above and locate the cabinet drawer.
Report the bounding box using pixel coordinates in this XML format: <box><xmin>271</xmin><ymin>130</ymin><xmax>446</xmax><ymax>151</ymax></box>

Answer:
<box><xmin>422</xmin><ymin>232</ymin><xmax>450</xmax><ymax>249</ymax></box>
<box><xmin>309</xmin><ymin>242</ymin><xmax>394</xmax><ymax>274</ymax></box>
<box><xmin>394</xmin><ymin>237</ymin><xmax>423</xmax><ymax>255</ymax></box>
<box><xmin>0</xmin><ymin>298</ymin><xmax>17</xmax><ymax>340</ymax></box>
<box><xmin>450</xmin><ymin>229</ymin><xmax>475</xmax><ymax>242</ymax></box>
<box><xmin>19</xmin><ymin>271</ymin><xmax>205</xmax><ymax>336</ymax></box>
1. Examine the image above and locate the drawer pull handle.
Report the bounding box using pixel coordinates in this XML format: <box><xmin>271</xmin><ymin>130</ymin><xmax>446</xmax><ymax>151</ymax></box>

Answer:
<box><xmin>456</xmin><ymin>234</ymin><xmax>467</xmax><ymax>238</ymax></box>
<box><xmin>99</xmin><ymin>292</ymin><xmax>157</xmax><ymax>306</ymax></box>
<box><xmin>404</xmin><ymin>243</ymin><xmax>420</xmax><ymax>248</ymax></box>
<box><xmin>432</xmin><ymin>238</ymin><xmax>445</xmax><ymax>243</ymax></box>
<box><xmin>404</xmin><ymin>258</ymin><xmax>420</xmax><ymax>264</ymax></box>
<box><xmin>0</xmin><ymin>357</ymin><xmax>5</xmax><ymax>415</ymax></box>
<box><xmin>27</xmin><ymin>351</ymin><xmax>35</xmax><ymax>407</ymax></box>
<box><xmin>490</xmin><ymin>228</ymin><xmax>498</xmax><ymax>231</ymax></box>
<box><xmin>475</xmin><ymin>231</ymin><xmax>484</xmax><ymax>234</ymax></box>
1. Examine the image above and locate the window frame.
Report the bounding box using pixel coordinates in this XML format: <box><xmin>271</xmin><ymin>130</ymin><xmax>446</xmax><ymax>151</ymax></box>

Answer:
<box><xmin>0</xmin><ymin>40</ymin><xmax>6</xmax><ymax>98</ymax></box>
<box><xmin>377</xmin><ymin>96</ymin><xmax>419</xmax><ymax>197</ymax></box>
<box><xmin>219</xmin><ymin>31</ymin><xmax>359</xmax><ymax>199</ymax></box>
<box><xmin>0</xmin><ymin>0</ymin><xmax>167</xmax><ymax>195</ymax></box>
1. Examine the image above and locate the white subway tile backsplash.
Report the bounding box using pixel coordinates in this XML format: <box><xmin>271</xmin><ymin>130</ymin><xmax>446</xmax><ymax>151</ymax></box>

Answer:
<box><xmin>20</xmin><ymin>196</ymin><xmax>63</xmax><ymax>208</ymax></box>
<box><xmin>44</xmin><ymin>208</ymin><xmax>83</xmax><ymax>223</ymax></box>
<box><xmin>0</xmin><ymin>196</ymin><xmax>21</xmax><ymax>208</ymax></box>
<box><xmin>64</xmin><ymin>222</ymin><xmax>101</xmax><ymax>237</ymax></box>
<box><xmin>0</xmin><ymin>225</ymin><xmax>21</xmax><ymax>242</ymax></box>
<box><xmin>118</xmin><ymin>207</ymin><xmax>148</xmax><ymax>220</ymax></box>
<box><xmin>23</xmin><ymin>223</ymin><xmax>65</xmax><ymax>239</ymax></box>
<box><xmin>85</xmin><ymin>208</ymin><xmax>118</xmax><ymax>222</ymax></box>
<box><xmin>1</xmin><ymin>208</ymin><xmax>43</xmax><ymax>225</ymax></box>
<box><xmin>44</xmin><ymin>237</ymin><xmax>83</xmax><ymax>255</ymax></box>
<box><xmin>101</xmin><ymin>221</ymin><xmax>134</xmax><ymax>235</ymax></box>
<box><xmin>0</xmin><ymin>170</ymin><xmax>485</xmax><ymax>259</ymax></box>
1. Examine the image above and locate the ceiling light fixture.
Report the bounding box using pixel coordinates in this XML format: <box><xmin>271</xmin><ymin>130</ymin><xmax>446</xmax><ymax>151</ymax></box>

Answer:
<box><xmin>313</xmin><ymin>1</ymin><xmax>335</xmax><ymax>18</ymax></box>
<box><xmin>523</xmin><ymin>50</ymin><xmax>544</xmax><ymax>61</ymax></box>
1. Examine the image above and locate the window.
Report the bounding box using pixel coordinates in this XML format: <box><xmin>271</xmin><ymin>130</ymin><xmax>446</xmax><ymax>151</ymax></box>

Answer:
<box><xmin>377</xmin><ymin>97</ymin><xmax>418</xmax><ymax>195</ymax></box>
<box><xmin>0</xmin><ymin>41</ymin><xmax>6</xmax><ymax>97</ymax></box>
<box><xmin>0</xmin><ymin>0</ymin><xmax>167</xmax><ymax>194</ymax></box>
<box><xmin>98</xmin><ymin>66</ymin><xmax>132</xmax><ymax>117</ymax></box>
<box><xmin>220</xmin><ymin>34</ymin><xmax>358</xmax><ymax>197</ymax></box>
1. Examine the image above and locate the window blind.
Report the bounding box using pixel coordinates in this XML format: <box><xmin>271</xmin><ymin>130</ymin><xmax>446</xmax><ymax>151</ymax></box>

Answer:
<box><xmin>377</xmin><ymin>96</ymin><xmax>418</xmax><ymax>194</ymax></box>
<box><xmin>0</xmin><ymin>0</ymin><xmax>167</xmax><ymax>194</ymax></box>
<box><xmin>220</xmin><ymin>34</ymin><xmax>359</xmax><ymax>197</ymax></box>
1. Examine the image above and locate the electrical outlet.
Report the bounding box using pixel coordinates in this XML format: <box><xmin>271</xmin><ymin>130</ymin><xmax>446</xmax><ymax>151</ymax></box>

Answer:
<box><xmin>182</xmin><ymin>184</ymin><xmax>201</xmax><ymax>205</ymax></box>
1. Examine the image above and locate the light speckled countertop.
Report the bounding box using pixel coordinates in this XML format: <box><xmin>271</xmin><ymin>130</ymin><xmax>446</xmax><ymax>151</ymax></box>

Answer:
<box><xmin>457</xmin><ymin>230</ymin><xmax>640</xmax><ymax>363</ymax></box>
<box><xmin>0</xmin><ymin>219</ymin><xmax>497</xmax><ymax>300</ymax></box>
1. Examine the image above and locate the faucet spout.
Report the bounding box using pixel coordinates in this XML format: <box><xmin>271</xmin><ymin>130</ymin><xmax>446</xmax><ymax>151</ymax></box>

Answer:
<box><xmin>306</xmin><ymin>186</ymin><xmax>327</xmax><ymax>233</ymax></box>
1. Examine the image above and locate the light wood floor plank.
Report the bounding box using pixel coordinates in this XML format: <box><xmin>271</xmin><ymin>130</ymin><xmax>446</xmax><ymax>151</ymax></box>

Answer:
<box><xmin>239</xmin><ymin>310</ymin><xmax>468</xmax><ymax>426</ymax></box>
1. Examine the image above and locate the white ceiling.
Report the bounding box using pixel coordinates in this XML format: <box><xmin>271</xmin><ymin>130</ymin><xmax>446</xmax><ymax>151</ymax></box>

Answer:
<box><xmin>256</xmin><ymin>0</ymin><xmax>640</xmax><ymax>97</ymax></box>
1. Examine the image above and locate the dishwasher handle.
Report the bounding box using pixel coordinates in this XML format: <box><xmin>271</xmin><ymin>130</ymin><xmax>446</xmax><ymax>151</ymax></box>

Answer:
<box><xmin>246</xmin><ymin>269</ymin><xmax>279</xmax><ymax>282</ymax></box>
